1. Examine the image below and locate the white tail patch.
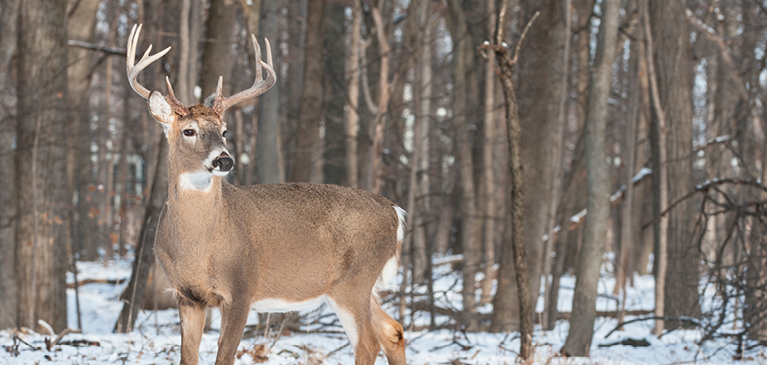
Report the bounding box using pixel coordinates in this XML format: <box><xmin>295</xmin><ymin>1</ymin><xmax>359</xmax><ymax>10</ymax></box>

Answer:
<box><xmin>376</xmin><ymin>255</ymin><xmax>399</xmax><ymax>293</ymax></box>
<box><xmin>394</xmin><ymin>206</ymin><xmax>407</xmax><ymax>244</ymax></box>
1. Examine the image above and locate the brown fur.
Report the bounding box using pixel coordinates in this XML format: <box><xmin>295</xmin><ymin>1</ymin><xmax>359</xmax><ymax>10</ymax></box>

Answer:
<box><xmin>151</xmin><ymin>104</ymin><xmax>405</xmax><ymax>365</ymax></box>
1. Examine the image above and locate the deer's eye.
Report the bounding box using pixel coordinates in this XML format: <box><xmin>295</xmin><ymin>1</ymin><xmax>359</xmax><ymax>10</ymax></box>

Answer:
<box><xmin>182</xmin><ymin>129</ymin><xmax>196</xmax><ymax>137</ymax></box>
<box><xmin>222</xmin><ymin>130</ymin><xmax>228</xmax><ymax>138</ymax></box>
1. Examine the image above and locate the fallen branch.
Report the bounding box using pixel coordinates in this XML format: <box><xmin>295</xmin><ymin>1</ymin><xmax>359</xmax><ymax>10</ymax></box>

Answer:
<box><xmin>67</xmin><ymin>277</ymin><xmax>126</xmax><ymax>289</ymax></box>
<box><xmin>45</xmin><ymin>328</ymin><xmax>82</xmax><ymax>351</ymax></box>
<box><xmin>604</xmin><ymin>316</ymin><xmax>700</xmax><ymax>338</ymax></box>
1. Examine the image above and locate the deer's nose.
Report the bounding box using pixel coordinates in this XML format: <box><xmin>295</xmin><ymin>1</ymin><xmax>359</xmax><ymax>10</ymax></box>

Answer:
<box><xmin>213</xmin><ymin>152</ymin><xmax>234</xmax><ymax>172</ymax></box>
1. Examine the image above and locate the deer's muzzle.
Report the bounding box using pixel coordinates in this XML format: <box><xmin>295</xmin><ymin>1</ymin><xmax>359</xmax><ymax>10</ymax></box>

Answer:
<box><xmin>213</xmin><ymin>154</ymin><xmax>234</xmax><ymax>172</ymax></box>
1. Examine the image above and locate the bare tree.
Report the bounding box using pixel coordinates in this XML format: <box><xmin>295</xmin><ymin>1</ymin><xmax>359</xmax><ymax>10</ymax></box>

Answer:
<box><xmin>517</xmin><ymin>0</ymin><xmax>566</xmax><ymax>313</ymax></box>
<box><xmin>290</xmin><ymin>0</ymin><xmax>326</xmax><ymax>182</ymax></box>
<box><xmin>200</xmin><ymin>0</ymin><xmax>236</xmax><ymax>100</ymax></box>
<box><xmin>345</xmin><ymin>0</ymin><xmax>362</xmax><ymax>189</ymax></box>
<box><xmin>446</xmin><ymin>0</ymin><xmax>482</xmax><ymax>331</ymax></box>
<box><xmin>16</xmin><ymin>0</ymin><xmax>70</xmax><ymax>332</ymax></box>
<box><xmin>369</xmin><ymin>0</ymin><xmax>392</xmax><ymax>195</ymax></box>
<box><xmin>68</xmin><ymin>0</ymin><xmax>103</xmax><ymax>262</ymax></box>
<box><xmin>562</xmin><ymin>0</ymin><xmax>619</xmax><ymax>355</ymax></box>
<box><xmin>649</xmin><ymin>0</ymin><xmax>700</xmax><ymax>332</ymax></box>
<box><xmin>485</xmin><ymin>4</ymin><xmax>539</xmax><ymax>358</ymax></box>
<box><xmin>258</xmin><ymin>0</ymin><xmax>284</xmax><ymax>184</ymax></box>
<box><xmin>0</xmin><ymin>0</ymin><xmax>20</xmax><ymax>330</ymax></box>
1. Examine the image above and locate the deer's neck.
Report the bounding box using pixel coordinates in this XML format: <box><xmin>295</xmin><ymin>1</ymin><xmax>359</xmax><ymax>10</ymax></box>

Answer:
<box><xmin>166</xmin><ymin>165</ymin><xmax>226</xmax><ymax>231</ymax></box>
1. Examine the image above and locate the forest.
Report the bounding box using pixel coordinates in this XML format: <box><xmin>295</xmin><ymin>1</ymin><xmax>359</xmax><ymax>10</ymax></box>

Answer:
<box><xmin>2</xmin><ymin>0</ymin><xmax>767</xmax><ymax>363</ymax></box>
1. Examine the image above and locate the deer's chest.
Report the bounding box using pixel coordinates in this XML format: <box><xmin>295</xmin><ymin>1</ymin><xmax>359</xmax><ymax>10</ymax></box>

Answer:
<box><xmin>154</xmin><ymin>207</ymin><xmax>227</xmax><ymax>306</ymax></box>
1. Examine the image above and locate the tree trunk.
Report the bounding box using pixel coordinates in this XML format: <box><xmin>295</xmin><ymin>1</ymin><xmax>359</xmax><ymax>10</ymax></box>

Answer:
<box><xmin>200</xmin><ymin>0</ymin><xmax>236</xmax><ymax>100</ymax></box>
<box><xmin>16</xmin><ymin>0</ymin><xmax>69</xmax><ymax>332</ymax></box>
<box><xmin>257</xmin><ymin>0</ymin><xmax>284</xmax><ymax>184</ymax></box>
<box><xmin>479</xmin><ymin>0</ymin><xmax>498</xmax><ymax>306</ymax></box>
<box><xmin>187</xmin><ymin>0</ymin><xmax>203</xmax><ymax>103</ymax></box>
<box><xmin>561</xmin><ymin>0</ymin><xmax>619</xmax><ymax>356</ymax></box>
<box><xmin>488</xmin><ymin>4</ymin><xmax>534</xmax><ymax>357</ymax></box>
<box><xmin>68</xmin><ymin>0</ymin><xmax>102</xmax><ymax>262</ymax></box>
<box><xmin>176</xmin><ymin>0</ymin><xmax>192</xmax><ymax>104</ymax></box>
<box><xmin>115</xmin><ymin>136</ymin><xmax>169</xmax><ymax>333</ymax></box>
<box><xmin>649</xmin><ymin>0</ymin><xmax>700</xmax><ymax>332</ymax></box>
<box><xmin>614</xmin><ymin>18</ymin><xmax>641</xmax><ymax>298</ymax></box>
<box><xmin>369</xmin><ymin>2</ymin><xmax>391</xmax><ymax>195</ymax></box>
<box><xmin>447</xmin><ymin>0</ymin><xmax>482</xmax><ymax>331</ymax></box>
<box><xmin>517</xmin><ymin>0</ymin><xmax>565</xmax><ymax>314</ymax></box>
<box><xmin>345</xmin><ymin>0</ymin><xmax>362</xmax><ymax>188</ymax></box>
<box><xmin>0</xmin><ymin>0</ymin><xmax>20</xmax><ymax>331</ymax></box>
<box><xmin>290</xmin><ymin>0</ymin><xmax>326</xmax><ymax>182</ymax></box>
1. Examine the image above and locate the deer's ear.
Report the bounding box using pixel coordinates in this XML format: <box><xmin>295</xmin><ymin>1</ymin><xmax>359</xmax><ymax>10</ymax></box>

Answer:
<box><xmin>148</xmin><ymin>91</ymin><xmax>174</xmax><ymax>127</ymax></box>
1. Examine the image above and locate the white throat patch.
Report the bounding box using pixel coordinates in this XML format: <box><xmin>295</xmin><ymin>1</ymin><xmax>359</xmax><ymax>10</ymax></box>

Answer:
<box><xmin>178</xmin><ymin>170</ymin><xmax>214</xmax><ymax>192</ymax></box>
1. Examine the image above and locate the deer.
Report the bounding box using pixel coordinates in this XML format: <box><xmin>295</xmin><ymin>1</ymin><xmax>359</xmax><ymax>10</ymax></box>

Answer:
<box><xmin>125</xmin><ymin>24</ymin><xmax>407</xmax><ymax>365</ymax></box>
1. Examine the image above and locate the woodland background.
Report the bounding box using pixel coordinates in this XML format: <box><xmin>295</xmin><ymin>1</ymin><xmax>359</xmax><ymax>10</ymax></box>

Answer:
<box><xmin>1</xmin><ymin>0</ymin><xmax>767</xmax><ymax>359</ymax></box>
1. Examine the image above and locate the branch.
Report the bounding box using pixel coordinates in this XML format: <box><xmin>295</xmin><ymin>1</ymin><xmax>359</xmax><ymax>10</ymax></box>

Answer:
<box><xmin>510</xmin><ymin>11</ymin><xmax>541</xmax><ymax>65</ymax></box>
<box><xmin>67</xmin><ymin>40</ymin><xmax>126</xmax><ymax>56</ymax></box>
<box><xmin>642</xmin><ymin>178</ymin><xmax>767</xmax><ymax>230</ymax></box>
<box><xmin>684</xmin><ymin>9</ymin><xmax>748</xmax><ymax>99</ymax></box>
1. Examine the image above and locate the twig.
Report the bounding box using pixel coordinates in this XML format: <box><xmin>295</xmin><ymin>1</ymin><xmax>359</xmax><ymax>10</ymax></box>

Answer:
<box><xmin>13</xmin><ymin>334</ymin><xmax>39</xmax><ymax>351</ymax></box>
<box><xmin>325</xmin><ymin>342</ymin><xmax>349</xmax><ymax>358</ymax></box>
<box><xmin>268</xmin><ymin>315</ymin><xmax>288</xmax><ymax>352</ymax></box>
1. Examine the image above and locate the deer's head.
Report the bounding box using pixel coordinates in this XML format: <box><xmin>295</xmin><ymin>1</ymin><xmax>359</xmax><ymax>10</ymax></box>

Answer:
<box><xmin>126</xmin><ymin>24</ymin><xmax>275</xmax><ymax>188</ymax></box>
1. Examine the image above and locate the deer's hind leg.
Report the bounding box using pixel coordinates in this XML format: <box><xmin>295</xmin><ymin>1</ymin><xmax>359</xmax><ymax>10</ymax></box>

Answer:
<box><xmin>371</xmin><ymin>296</ymin><xmax>406</xmax><ymax>365</ymax></box>
<box><xmin>326</xmin><ymin>292</ymin><xmax>381</xmax><ymax>365</ymax></box>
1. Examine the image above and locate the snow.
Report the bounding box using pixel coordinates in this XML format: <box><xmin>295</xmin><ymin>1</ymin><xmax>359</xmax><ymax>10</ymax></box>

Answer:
<box><xmin>2</xmin><ymin>260</ymin><xmax>765</xmax><ymax>364</ymax></box>
<box><xmin>632</xmin><ymin>167</ymin><xmax>652</xmax><ymax>183</ymax></box>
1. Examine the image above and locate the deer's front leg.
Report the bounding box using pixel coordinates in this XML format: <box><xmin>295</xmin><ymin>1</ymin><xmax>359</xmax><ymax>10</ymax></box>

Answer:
<box><xmin>178</xmin><ymin>298</ymin><xmax>206</xmax><ymax>365</ymax></box>
<box><xmin>215</xmin><ymin>300</ymin><xmax>250</xmax><ymax>365</ymax></box>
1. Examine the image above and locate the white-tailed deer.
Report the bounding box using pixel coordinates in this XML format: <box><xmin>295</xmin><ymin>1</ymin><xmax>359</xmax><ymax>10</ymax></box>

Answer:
<box><xmin>126</xmin><ymin>24</ymin><xmax>406</xmax><ymax>365</ymax></box>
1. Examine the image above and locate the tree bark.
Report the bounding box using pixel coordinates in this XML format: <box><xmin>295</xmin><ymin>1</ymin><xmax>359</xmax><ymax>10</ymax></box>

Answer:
<box><xmin>0</xmin><ymin>0</ymin><xmax>20</xmax><ymax>331</ymax></box>
<box><xmin>345</xmin><ymin>0</ymin><xmax>362</xmax><ymax>188</ymax></box>
<box><xmin>487</xmin><ymin>5</ymin><xmax>536</xmax><ymax>358</ymax></box>
<box><xmin>649</xmin><ymin>0</ymin><xmax>700</xmax><ymax>332</ymax></box>
<box><xmin>479</xmin><ymin>0</ymin><xmax>497</xmax><ymax>306</ymax></box>
<box><xmin>200</xmin><ymin>0</ymin><xmax>236</xmax><ymax>100</ymax></box>
<box><xmin>561</xmin><ymin>0</ymin><xmax>619</xmax><ymax>356</ymax></box>
<box><xmin>176</xmin><ymin>0</ymin><xmax>192</xmax><ymax>104</ymax></box>
<box><xmin>516</xmin><ymin>0</ymin><xmax>565</xmax><ymax>314</ymax></box>
<box><xmin>447</xmin><ymin>0</ymin><xmax>483</xmax><ymax>331</ymax></box>
<box><xmin>16</xmin><ymin>0</ymin><xmax>69</xmax><ymax>332</ymax></box>
<box><xmin>369</xmin><ymin>1</ymin><xmax>391</xmax><ymax>195</ymax></box>
<box><xmin>257</xmin><ymin>0</ymin><xmax>284</xmax><ymax>184</ymax></box>
<box><xmin>68</xmin><ymin>0</ymin><xmax>102</xmax><ymax>262</ymax></box>
<box><xmin>289</xmin><ymin>0</ymin><xmax>326</xmax><ymax>182</ymax></box>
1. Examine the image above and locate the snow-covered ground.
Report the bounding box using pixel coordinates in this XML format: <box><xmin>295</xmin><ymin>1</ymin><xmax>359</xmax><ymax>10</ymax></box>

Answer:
<box><xmin>1</xmin><ymin>258</ymin><xmax>764</xmax><ymax>364</ymax></box>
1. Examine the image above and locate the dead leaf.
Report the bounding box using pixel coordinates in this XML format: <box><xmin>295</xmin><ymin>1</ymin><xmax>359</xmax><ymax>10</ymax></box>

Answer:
<box><xmin>236</xmin><ymin>343</ymin><xmax>268</xmax><ymax>363</ymax></box>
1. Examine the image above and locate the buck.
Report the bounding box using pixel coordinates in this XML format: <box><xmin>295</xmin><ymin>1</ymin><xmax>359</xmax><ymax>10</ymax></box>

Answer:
<box><xmin>125</xmin><ymin>25</ymin><xmax>406</xmax><ymax>365</ymax></box>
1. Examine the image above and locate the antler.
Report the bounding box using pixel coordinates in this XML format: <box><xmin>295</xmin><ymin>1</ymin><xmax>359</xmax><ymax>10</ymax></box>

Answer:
<box><xmin>211</xmin><ymin>35</ymin><xmax>277</xmax><ymax>115</ymax></box>
<box><xmin>126</xmin><ymin>24</ymin><xmax>189</xmax><ymax>115</ymax></box>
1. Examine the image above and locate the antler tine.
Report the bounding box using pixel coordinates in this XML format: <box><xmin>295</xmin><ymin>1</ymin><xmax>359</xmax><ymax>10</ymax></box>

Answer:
<box><xmin>215</xmin><ymin>36</ymin><xmax>277</xmax><ymax>114</ymax></box>
<box><xmin>165</xmin><ymin>76</ymin><xmax>190</xmax><ymax>116</ymax></box>
<box><xmin>126</xmin><ymin>24</ymin><xmax>172</xmax><ymax>100</ymax></box>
